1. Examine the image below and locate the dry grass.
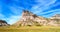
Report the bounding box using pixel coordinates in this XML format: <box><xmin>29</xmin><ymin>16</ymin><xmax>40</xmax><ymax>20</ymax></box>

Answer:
<box><xmin>0</xmin><ymin>26</ymin><xmax>60</xmax><ymax>32</ymax></box>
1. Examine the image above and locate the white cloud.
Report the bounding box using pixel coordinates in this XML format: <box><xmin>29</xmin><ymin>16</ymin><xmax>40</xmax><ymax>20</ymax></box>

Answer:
<box><xmin>31</xmin><ymin>0</ymin><xmax>57</xmax><ymax>14</ymax></box>
<box><xmin>35</xmin><ymin>0</ymin><xmax>56</xmax><ymax>6</ymax></box>
<box><xmin>0</xmin><ymin>14</ymin><xmax>5</xmax><ymax>20</ymax></box>
<box><xmin>6</xmin><ymin>15</ymin><xmax>21</xmax><ymax>25</ymax></box>
<box><xmin>41</xmin><ymin>9</ymin><xmax>60</xmax><ymax>15</ymax></box>
<box><xmin>9</xmin><ymin>6</ymin><xmax>24</xmax><ymax>15</ymax></box>
<box><xmin>0</xmin><ymin>13</ymin><xmax>21</xmax><ymax>25</ymax></box>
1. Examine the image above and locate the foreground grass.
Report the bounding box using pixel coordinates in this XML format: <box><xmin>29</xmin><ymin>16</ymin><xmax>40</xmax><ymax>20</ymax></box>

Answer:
<box><xmin>0</xmin><ymin>26</ymin><xmax>60</xmax><ymax>32</ymax></box>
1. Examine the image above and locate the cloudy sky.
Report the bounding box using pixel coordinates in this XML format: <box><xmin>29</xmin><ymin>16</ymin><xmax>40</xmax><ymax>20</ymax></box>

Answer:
<box><xmin>0</xmin><ymin>0</ymin><xmax>60</xmax><ymax>24</ymax></box>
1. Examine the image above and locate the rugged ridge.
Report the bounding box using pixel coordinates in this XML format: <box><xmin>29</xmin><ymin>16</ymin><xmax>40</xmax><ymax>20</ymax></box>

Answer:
<box><xmin>14</xmin><ymin>10</ymin><xmax>60</xmax><ymax>26</ymax></box>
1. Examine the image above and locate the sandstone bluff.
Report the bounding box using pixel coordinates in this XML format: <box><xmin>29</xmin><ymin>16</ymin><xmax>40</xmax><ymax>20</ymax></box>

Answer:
<box><xmin>14</xmin><ymin>10</ymin><xmax>60</xmax><ymax>26</ymax></box>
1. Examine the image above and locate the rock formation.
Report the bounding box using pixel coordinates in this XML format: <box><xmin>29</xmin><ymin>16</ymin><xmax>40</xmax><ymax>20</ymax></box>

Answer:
<box><xmin>48</xmin><ymin>14</ymin><xmax>60</xmax><ymax>26</ymax></box>
<box><xmin>0</xmin><ymin>20</ymin><xmax>9</xmax><ymax>26</ymax></box>
<box><xmin>14</xmin><ymin>10</ymin><xmax>60</xmax><ymax>26</ymax></box>
<box><xmin>14</xmin><ymin>10</ymin><xmax>47</xmax><ymax>26</ymax></box>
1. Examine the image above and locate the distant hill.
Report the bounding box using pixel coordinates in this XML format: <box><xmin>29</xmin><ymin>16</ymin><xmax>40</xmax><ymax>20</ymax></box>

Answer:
<box><xmin>49</xmin><ymin>14</ymin><xmax>60</xmax><ymax>26</ymax></box>
<box><xmin>14</xmin><ymin>10</ymin><xmax>60</xmax><ymax>26</ymax></box>
<box><xmin>0</xmin><ymin>20</ymin><xmax>10</xmax><ymax>26</ymax></box>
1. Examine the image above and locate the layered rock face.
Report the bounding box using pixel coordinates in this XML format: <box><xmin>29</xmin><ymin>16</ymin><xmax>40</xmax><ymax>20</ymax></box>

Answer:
<box><xmin>48</xmin><ymin>14</ymin><xmax>60</xmax><ymax>26</ymax></box>
<box><xmin>0</xmin><ymin>20</ymin><xmax>9</xmax><ymax>26</ymax></box>
<box><xmin>15</xmin><ymin>10</ymin><xmax>47</xmax><ymax>26</ymax></box>
<box><xmin>14</xmin><ymin>10</ymin><xmax>60</xmax><ymax>26</ymax></box>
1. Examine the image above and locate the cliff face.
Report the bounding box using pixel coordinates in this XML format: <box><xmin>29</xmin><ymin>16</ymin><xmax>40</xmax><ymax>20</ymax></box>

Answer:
<box><xmin>14</xmin><ymin>10</ymin><xmax>47</xmax><ymax>26</ymax></box>
<box><xmin>14</xmin><ymin>10</ymin><xmax>60</xmax><ymax>26</ymax></box>
<box><xmin>49</xmin><ymin>14</ymin><xmax>60</xmax><ymax>26</ymax></box>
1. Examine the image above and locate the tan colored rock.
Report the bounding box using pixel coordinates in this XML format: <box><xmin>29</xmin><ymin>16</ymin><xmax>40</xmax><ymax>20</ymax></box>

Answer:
<box><xmin>14</xmin><ymin>10</ymin><xmax>60</xmax><ymax>26</ymax></box>
<box><xmin>14</xmin><ymin>10</ymin><xmax>47</xmax><ymax>26</ymax></box>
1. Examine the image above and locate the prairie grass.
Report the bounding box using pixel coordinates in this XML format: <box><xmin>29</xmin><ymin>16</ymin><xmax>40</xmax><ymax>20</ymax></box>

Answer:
<box><xmin>0</xmin><ymin>26</ymin><xmax>60</xmax><ymax>32</ymax></box>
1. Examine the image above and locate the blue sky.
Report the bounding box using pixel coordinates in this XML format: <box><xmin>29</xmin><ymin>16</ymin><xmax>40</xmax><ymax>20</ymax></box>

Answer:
<box><xmin>0</xmin><ymin>0</ymin><xmax>60</xmax><ymax>24</ymax></box>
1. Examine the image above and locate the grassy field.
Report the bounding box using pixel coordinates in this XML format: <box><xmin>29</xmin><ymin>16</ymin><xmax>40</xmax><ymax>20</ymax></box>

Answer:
<box><xmin>0</xmin><ymin>26</ymin><xmax>60</xmax><ymax>32</ymax></box>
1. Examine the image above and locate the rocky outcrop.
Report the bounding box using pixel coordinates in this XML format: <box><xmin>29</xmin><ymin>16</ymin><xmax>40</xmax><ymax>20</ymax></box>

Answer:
<box><xmin>48</xmin><ymin>14</ymin><xmax>60</xmax><ymax>26</ymax></box>
<box><xmin>14</xmin><ymin>10</ymin><xmax>47</xmax><ymax>26</ymax></box>
<box><xmin>0</xmin><ymin>20</ymin><xmax>9</xmax><ymax>26</ymax></box>
<box><xmin>14</xmin><ymin>10</ymin><xmax>60</xmax><ymax>26</ymax></box>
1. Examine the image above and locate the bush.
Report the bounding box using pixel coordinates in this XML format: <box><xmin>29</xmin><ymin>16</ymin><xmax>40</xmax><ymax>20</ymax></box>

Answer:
<box><xmin>27</xmin><ymin>25</ymin><xmax>32</xmax><ymax>27</ymax></box>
